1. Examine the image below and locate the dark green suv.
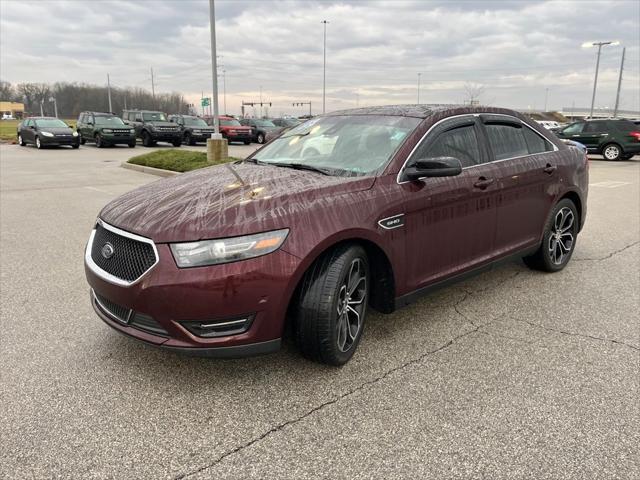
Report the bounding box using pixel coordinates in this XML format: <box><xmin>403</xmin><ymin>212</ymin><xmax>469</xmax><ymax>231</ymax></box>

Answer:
<box><xmin>556</xmin><ymin>119</ymin><xmax>640</xmax><ymax>161</ymax></box>
<box><xmin>167</xmin><ymin>114</ymin><xmax>215</xmax><ymax>145</ymax></box>
<box><xmin>122</xmin><ymin>110</ymin><xmax>182</xmax><ymax>147</ymax></box>
<box><xmin>77</xmin><ymin>112</ymin><xmax>136</xmax><ymax>148</ymax></box>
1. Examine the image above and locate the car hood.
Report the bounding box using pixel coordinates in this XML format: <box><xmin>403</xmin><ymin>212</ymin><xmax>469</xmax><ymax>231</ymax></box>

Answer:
<box><xmin>147</xmin><ymin>121</ymin><xmax>178</xmax><ymax>128</ymax></box>
<box><xmin>40</xmin><ymin>127</ymin><xmax>73</xmax><ymax>134</ymax></box>
<box><xmin>99</xmin><ymin>162</ymin><xmax>375</xmax><ymax>243</ymax></box>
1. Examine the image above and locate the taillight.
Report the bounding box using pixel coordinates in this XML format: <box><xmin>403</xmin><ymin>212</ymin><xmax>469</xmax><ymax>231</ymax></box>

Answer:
<box><xmin>630</xmin><ymin>131</ymin><xmax>640</xmax><ymax>141</ymax></box>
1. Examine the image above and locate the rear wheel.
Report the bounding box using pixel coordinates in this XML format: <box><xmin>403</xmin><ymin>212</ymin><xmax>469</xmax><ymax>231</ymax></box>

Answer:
<box><xmin>184</xmin><ymin>133</ymin><xmax>195</xmax><ymax>146</ymax></box>
<box><xmin>295</xmin><ymin>245</ymin><xmax>369</xmax><ymax>366</ymax></box>
<box><xmin>18</xmin><ymin>134</ymin><xmax>26</xmax><ymax>146</ymax></box>
<box><xmin>523</xmin><ymin>199</ymin><xmax>578</xmax><ymax>272</ymax></box>
<box><xmin>602</xmin><ymin>143</ymin><xmax>622</xmax><ymax>161</ymax></box>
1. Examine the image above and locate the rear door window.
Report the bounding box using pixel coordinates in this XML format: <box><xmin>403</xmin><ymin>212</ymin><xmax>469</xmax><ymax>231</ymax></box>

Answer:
<box><xmin>584</xmin><ymin>121</ymin><xmax>608</xmax><ymax>133</ymax></box>
<box><xmin>485</xmin><ymin>123</ymin><xmax>529</xmax><ymax>160</ymax></box>
<box><xmin>562</xmin><ymin>123</ymin><xmax>585</xmax><ymax>135</ymax></box>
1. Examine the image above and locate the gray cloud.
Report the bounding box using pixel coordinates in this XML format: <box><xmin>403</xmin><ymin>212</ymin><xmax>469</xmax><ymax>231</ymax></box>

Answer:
<box><xmin>1</xmin><ymin>0</ymin><xmax>638</xmax><ymax>116</ymax></box>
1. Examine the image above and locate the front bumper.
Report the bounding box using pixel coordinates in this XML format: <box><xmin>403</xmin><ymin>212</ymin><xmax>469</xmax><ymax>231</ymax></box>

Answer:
<box><xmin>41</xmin><ymin>135</ymin><xmax>79</xmax><ymax>146</ymax></box>
<box><xmin>223</xmin><ymin>131</ymin><xmax>252</xmax><ymax>141</ymax></box>
<box><xmin>150</xmin><ymin>131</ymin><xmax>182</xmax><ymax>141</ymax></box>
<box><xmin>85</xmin><ymin>241</ymin><xmax>301</xmax><ymax>356</ymax></box>
<box><xmin>102</xmin><ymin>133</ymin><xmax>136</xmax><ymax>145</ymax></box>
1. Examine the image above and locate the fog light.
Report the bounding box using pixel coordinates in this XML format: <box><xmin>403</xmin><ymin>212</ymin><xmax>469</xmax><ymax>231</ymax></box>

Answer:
<box><xmin>181</xmin><ymin>315</ymin><xmax>254</xmax><ymax>338</ymax></box>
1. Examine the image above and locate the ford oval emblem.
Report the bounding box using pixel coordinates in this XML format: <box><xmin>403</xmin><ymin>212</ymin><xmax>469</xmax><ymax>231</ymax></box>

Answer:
<box><xmin>101</xmin><ymin>242</ymin><xmax>115</xmax><ymax>259</ymax></box>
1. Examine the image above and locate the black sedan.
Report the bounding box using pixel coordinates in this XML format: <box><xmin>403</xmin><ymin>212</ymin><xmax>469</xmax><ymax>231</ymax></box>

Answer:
<box><xmin>18</xmin><ymin>117</ymin><xmax>80</xmax><ymax>149</ymax></box>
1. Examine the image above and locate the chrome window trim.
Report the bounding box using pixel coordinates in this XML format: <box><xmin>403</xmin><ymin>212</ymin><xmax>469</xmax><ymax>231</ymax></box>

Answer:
<box><xmin>396</xmin><ymin>113</ymin><xmax>558</xmax><ymax>185</ymax></box>
<box><xmin>84</xmin><ymin>219</ymin><xmax>159</xmax><ymax>287</ymax></box>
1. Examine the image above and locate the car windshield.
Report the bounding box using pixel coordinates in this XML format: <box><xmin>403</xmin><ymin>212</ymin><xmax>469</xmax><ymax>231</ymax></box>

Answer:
<box><xmin>184</xmin><ymin>117</ymin><xmax>208</xmax><ymax>127</ymax></box>
<box><xmin>282</xmin><ymin>119</ymin><xmax>301</xmax><ymax>126</ymax></box>
<box><xmin>250</xmin><ymin>115</ymin><xmax>421</xmax><ymax>176</ymax></box>
<box><xmin>220</xmin><ymin>119</ymin><xmax>241</xmax><ymax>126</ymax></box>
<box><xmin>94</xmin><ymin>116</ymin><xmax>125</xmax><ymax>126</ymax></box>
<box><xmin>34</xmin><ymin>119</ymin><xmax>68</xmax><ymax>128</ymax></box>
<box><xmin>254</xmin><ymin>119</ymin><xmax>276</xmax><ymax>127</ymax></box>
<box><xmin>143</xmin><ymin>112</ymin><xmax>167</xmax><ymax>121</ymax></box>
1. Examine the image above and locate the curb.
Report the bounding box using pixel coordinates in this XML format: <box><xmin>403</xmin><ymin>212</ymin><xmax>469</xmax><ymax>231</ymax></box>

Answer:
<box><xmin>120</xmin><ymin>162</ymin><xmax>181</xmax><ymax>177</ymax></box>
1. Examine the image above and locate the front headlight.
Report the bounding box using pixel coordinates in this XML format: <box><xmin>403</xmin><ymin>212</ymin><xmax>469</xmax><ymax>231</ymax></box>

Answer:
<box><xmin>102</xmin><ymin>129</ymin><xmax>113</xmax><ymax>133</ymax></box>
<box><xmin>193</xmin><ymin>129</ymin><xmax>201</xmax><ymax>134</ymax></box>
<box><xmin>41</xmin><ymin>131</ymin><xmax>54</xmax><ymax>137</ymax></box>
<box><xmin>129</xmin><ymin>129</ymin><xmax>135</xmax><ymax>134</ymax></box>
<box><xmin>72</xmin><ymin>131</ymin><xmax>79</xmax><ymax>137</ymax></box>
<box><xmin>170</xmin><ymin>229</ymin><xmax>289</xmax><ymax>267</ymax></box>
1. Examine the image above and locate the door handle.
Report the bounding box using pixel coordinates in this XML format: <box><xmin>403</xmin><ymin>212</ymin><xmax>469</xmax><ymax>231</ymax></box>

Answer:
<box><xmin>473</xmin><ymin>177</ymin><xmax>494</xmax><ymax>190</ymax></box>
<box><xmin>543</xmin><ymin>164</ymin><xmax>557</xmax><ymax>174</ymax></box>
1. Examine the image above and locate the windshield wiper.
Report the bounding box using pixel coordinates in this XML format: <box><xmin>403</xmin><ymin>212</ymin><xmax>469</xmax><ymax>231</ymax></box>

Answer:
<box><xmin>281</xmin><ymin>131</ymin><xmax>312</xmax><ymax>139</ymax></box>
<box><xmin>268</xmin><ymin>162</ymin><xmax>333</xmax><ymax>176</ymax></box>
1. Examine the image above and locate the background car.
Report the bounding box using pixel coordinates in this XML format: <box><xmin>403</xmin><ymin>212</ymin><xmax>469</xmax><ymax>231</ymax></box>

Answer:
<box><xmin>77</xmin><ymin>111</ymin><xmax>136</xmax><ymax>148</ymax></box>
<box><xmin>239</xmin><ymin>118</ymin><xmax>282</xmax><ymax>144</ymax></box>
<box><xmin>556</xmin><ymin>119</ymin><xmax>640</xmax><ymax>160</ymax></box>
<box><xmin>218</xmin><ymin>116</ymin><xmax>252</xmax><ymax>144</ymax></box>
<box><xmin>536</xmin><ymin>120</ymin><xmax>561</xmax><ymax>132</ymax></box>
<box><xmin>168</xmin><ymin>114</ymin><xmax>216</xmax><ymax>145</ymax></box>
<box><xmin>17</xmin><ymin>117</ymin><xmax>79</xmax><ymax>149</ymax></box>
<box><xmin>272</xmin><ymin>117</ymin><xmax>302</xmax><ymax>129</ymax></box>
<box><xmin>122</xmin><ymin>110</ymin><xmax>182</xmax><ymax>147</ymax></box>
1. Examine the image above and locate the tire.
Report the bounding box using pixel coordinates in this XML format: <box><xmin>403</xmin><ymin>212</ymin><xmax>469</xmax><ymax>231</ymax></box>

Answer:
<box><xmin>621</xmin><ymin>153</ymin><xmax>634</xmax><ymax>160</ymax></box>
<box><xmin>72</xmin><ymin>143</ymin><xmax>79</xmax><ymax>149</ymax></box>
<box><xmin>95</xmin><ymin>133</ymin><xmax>104</xmax><ymax>148</ymax></box>
<box><xmin>128</xmin><ymin>141</ymin><xmax>136</xmax><ymax>148</ymax></box>
<box><xmin>172</xmin><ymin>139</ymin><xmax>182</xmax><ymax>147</ymax></box>
<box><xmin>18</xmin><ymin>134</ymin><xmax>26</xmax><ymax>146</ymax></box>
<box><xmin>295</xmin><ymin>245</ymin><xmax>369</xmax><ymax>366</ymax></box>
<box><xmin>523</xmin><ymin>199</ymin><xmax>578</xmax><ymax>272</ymax></box>
<box><xmin>602</xmin><ymin>143</ymin><xmax>622</xmax><ymax>161</ymax></box>
<box><xmin>35</xmin><ymin>136</ymin><xmax>42</xmax><ymax>149</ymax></box>
<box><xmin>142</xmin><ymin>131</ymin><xmax>154</xmax><ymax>147</ymax></box>
<box><xmin>184</xmin><ymin>133</ymin><xmax>195</xmax><ymax>146</ymax></box>
<box><xmin>79</xmin><ymin>135</ymin><xmax>86</xmax><ymax>145</ymax></box>
<box><xmin>244</xmin><ymin>140</ymin><xmax>251</xmax><ymax>145</ymax></box>
<box><xmin>257</xmin><ymin>132</ymin><xmax>265</xmax><ymax>144</ymax></box>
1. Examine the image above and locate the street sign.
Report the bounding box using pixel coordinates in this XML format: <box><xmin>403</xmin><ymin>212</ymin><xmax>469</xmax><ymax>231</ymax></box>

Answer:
<box><xmin>201</xmin><ymin>98</ymin><xmax>210</xmax><ymax>107</ymax></box>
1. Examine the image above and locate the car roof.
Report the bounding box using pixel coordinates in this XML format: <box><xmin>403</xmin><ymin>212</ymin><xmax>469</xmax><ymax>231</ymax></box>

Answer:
<box><xmin>329</xmin><ymin>104</ymin><xmax>518</xmax><ymax>119</ymax></box>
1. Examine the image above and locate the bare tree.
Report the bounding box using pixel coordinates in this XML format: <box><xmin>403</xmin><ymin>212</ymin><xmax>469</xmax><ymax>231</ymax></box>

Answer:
<box><xmin>463</xmin><ymin>83</ymin><xmax>485</xmax><ymax>105</ymax></box>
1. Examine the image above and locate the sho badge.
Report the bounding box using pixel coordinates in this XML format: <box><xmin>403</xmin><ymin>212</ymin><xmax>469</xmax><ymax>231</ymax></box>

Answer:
<box><xmin>378</xmin><ymin>214</ymin><xmax>405</xmax><ymax>230</ymax></box>
<box><xmin>101</xmin><ymin>242</ymin><xmax>115</xmax><ymax>259</ymax></box>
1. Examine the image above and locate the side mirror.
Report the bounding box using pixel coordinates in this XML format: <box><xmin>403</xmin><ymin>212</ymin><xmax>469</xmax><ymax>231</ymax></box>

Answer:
<box><xmin>405</xmin><ymin>156</ymin><xmax>463</xmax><ymax>180</ymax></box>
<box><xmin>30</xmin><ymin>125</ymin><xmax>36</xmax><ymax>130</ymax></box>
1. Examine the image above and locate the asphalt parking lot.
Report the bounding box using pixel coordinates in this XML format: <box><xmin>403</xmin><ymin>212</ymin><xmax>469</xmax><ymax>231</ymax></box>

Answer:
<box><xmin>1</xmin><ymin>144</ymin><xmax>638</xmax><ymax>479</ymax></box>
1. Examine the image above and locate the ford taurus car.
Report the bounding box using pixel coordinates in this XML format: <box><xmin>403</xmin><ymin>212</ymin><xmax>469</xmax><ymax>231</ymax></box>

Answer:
<box><xmin>85</xmin><ymin>105</ymin><xmax>588</xmax><ymax>365</ymax></box>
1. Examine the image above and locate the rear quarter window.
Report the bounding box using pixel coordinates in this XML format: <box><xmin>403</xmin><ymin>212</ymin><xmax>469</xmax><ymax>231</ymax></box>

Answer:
<box><xmin>523</xmin><ymin>127</ymin><xmax>554</xmax><ymax>154</ymax></box>
<box><xmin>612</xmin><ymin>120</ymin><xmax>636</xmax><ymax>132</ymax></box>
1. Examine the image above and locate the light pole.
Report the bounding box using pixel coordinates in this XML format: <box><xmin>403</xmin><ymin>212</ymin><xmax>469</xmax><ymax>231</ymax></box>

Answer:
<box><xmin>322</xmin><ymin>20</ymin><xmax>329</xmax><ymax>114</ymax></box>
<box><xmin>49</xmin><ymin>97</ymin><xmax>58</xmax><ymax>118</ymax></box>
<box><xmin>107</xmin><ymin>74</ymin><xmax>112</xmax><ymax>112</ymax></box>
<box><xmin>544</xmin><ymin>87</ymin><xmax>549</xmax><ymax>112</ymax></box>
<box><xmin>208</xmin><ymin>0</ymin><xmax>221</xmax><ymax>137</ymax></box>
<box><xmin>613</xmin><ymin>47</ymin><xmax>626</xmax><ymax>118</ymax></box>
<box><xmin>417</xmin><ymin>73</ymin><xmax>421</xmax><ymax>104</ymax></box>
<box><xmin>583</xmin><ymin>41</ymin><xmax>619</xmax><ymax>118</ymax></box>
<box><xmin>223</xmin><ymin>69</ymin><xmax>227</xmax><ymax>115</ymax></box>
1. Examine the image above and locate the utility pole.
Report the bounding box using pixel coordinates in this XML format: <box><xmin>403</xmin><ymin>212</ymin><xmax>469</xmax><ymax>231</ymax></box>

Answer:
<box><xmin>293</xmin><ymin>102</ymin><xmax>312</xmax><ymax>117</ymax></box>
<box><xmin>107</xmin><ymin>74</ymin><xmax>112</xmax><ymax>112</ymax></box>
<box><xmin>544</xmin><ymin>87</ymin><xmax>549</xmax><ymax>112</ymax></box>
<box><xmin>584</xmin><ymin>41</ymin><xmax>618</xmax><ymax>118</ymax></box>
<box><xmin>150</xmin><ymin>67</ymin><xmax>156</xmax><ymax>103</ymax></box>
<box><xmin>613</xmin><ymin>46</ymin><xmax>626</xmax><ymax>118</ymax></box>
<box><xmin>259</xmin><ymin>85</ymin><xmax>263</xmax><ymax>118</ymax></box>
<box><xmin>417</xmin><ymin>73</ymin><xmax>421</xmax><ymax>104</ymax></box>
<box><xmin>223</xmin><ymin>69</ymin><xmax>227</xmax><ymax>115</ymax></box>
<box><xmin>322</xmin><ymin>20</ymin><xmax>329</xmax><ymax>114</ymax></box>
<box><xmin>49</xmin><ymin>97</ymin><xmax>57</xmax><ymax>118</ymax></box>
<box><xmin>208</xmin><ymin>0</ymin><xmax>221</xmax><ymax>136</ymax></box>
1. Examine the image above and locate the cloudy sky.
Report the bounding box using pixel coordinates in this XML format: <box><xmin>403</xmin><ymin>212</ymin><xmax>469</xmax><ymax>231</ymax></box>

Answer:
<box><xmin>1</xmin><ymin>0</ymin><xmax>638</xmax><ymax>116</ymax></box>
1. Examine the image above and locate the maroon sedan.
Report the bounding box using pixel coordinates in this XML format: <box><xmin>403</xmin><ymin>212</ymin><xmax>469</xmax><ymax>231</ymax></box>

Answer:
<box><xmin>85</xmin><ymin>105</ymin><xmax>588</xmax><ymax>365</ymax></box>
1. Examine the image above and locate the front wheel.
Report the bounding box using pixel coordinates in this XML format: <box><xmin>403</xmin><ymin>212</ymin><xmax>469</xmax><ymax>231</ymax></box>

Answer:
<box><xmin>295</xmin><ymin>245</ymin><xmax>369</xmax><ymax>366</ymax></box>
<box><xmin>35</xmin><ymin>136</ymin><xmax>43</xmax><ymax>149</ymax></box>
<box><xmin>95</xmin><ymin>134</ymin><xmax>104</xmax><ymax>148</ymax></box>
<box><xmin>128</xmin><ymin>141</ymin><xmax>136</xmax><ymax>148</ymax></box>
<box><xmin>523</xmin><ymin>199</ymin><xmax>578</xmax><ymax>272</ymax></box>
<box><xmin>244</xmin><ymin>140</ymin><xmax>251</xmax><ymax>145</ymax></box>
<box><xmin>602</xmin><ymin>143</ymin><xmax>622</xmax><ymax>161</ymax></box>
<box><xmin>257</xmin><ymin>132</ymin><xmax>265</xmax><ymax>144</ymax></box>
<box><xmin>142</xmin><ymin>131</ymin><xmax>154</xmax><ymax>147</ymax></box>
<box><xmin>172</xmin><ymin>139</ymin><xmax>182</xmax><ymax>147</ymax></box>
<box><xmin>79</xmin><ymin>134</ymin><xmax>86</xmax><ymax>145</ymax></box>
<box><xmin>621</xmin><ymin>153</ymin><xmax>634</xmax><ymax>160</ymax></box>
<box><xmin>184</xmin><ymin>133</ymin><xmax>195</xmax><ymax>146</ymax></box>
